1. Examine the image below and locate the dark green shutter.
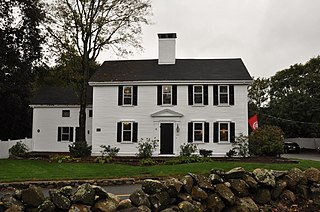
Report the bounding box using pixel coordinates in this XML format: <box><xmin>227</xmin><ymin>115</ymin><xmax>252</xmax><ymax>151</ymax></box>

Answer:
<box><xmin>118</xmin><ymin>86</ymin><xmax>123</xmax><ymax>105</ymax></box>
<box><xmin>117</xmin><ymin>122</ymin><xmax>122</xmax><ymax>142</ymax></box>
<box><xmin>188</xmin><ymin>85</ymin><xmax>193</xmax><ymax>105</ymax></box>
<box><xmin>213</xmin><ymin>122</ymin><xmax>218</xmax><ymax>143</ymax></box>
<box><xmin>229</xmin><ymin>85</ymin><xmax>234</xmax><ymax>105</ymax></box>
<box><xmin>204</xmin><ymin>85</ymin><xmax>208</xmax><ymax>105</ymax></box>
<box><xmin>133</xmin><ymin>122</ymin><xmax>138</xmax><ymax>142</ymax></box>
<box><xmin>133</xmin><ymin>86</ymin><xmax>138</xmax><ymax>106</ymax></box>
<box><xmin>188</xmin><ymin>122</ymin><xmax>193</xmax><ymax>143</ymax></box>
<box><xmin>204</xmin><ymin>122</ymin><xmax>209</xmax><ymax>143</ymax></box>
<box><xmin>230</xmin><ymin>122</ymin><xmax>235</xmax><ymax>143</ymax></box>
<box><xmin>213</xmin><ymin>85</ymin><xmax>218</xmax><ymax>105</ymax></box>
<box><xmin>58</xmin><ymin>127</ymin><xmax>61</xmax><ymax>142</ymax></box>
<box><xmin>172</xmin><ymin>85</ymin><xmax>177</xmax><ymax>105</ymax></box>
<box><xmin>69</xmin><ymin>127</ymin><xmax>74</xmax><ymax>142</ymax></box>
<box><xmin>157</xmin><ymin>85</ymin><xmax>162</xmax><ymax>105</ymax></box>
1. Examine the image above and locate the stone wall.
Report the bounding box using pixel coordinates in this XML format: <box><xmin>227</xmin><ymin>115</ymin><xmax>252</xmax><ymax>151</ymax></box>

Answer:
<box><xmin>1</xmin><ymin>167</ymin><xmax>320</xmax><ymax>211</ymax></box>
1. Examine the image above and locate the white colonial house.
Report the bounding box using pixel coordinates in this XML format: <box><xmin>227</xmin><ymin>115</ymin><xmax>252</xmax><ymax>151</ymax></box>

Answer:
<box><xmin>30</xmin><ymin>33</ymin><xmax>252</xmax><ymax>156</ymax></box>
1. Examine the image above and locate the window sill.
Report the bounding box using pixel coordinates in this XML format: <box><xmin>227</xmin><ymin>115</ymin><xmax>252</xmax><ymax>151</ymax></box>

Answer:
<box><xmin>217</xmin><ymin>142</ymin><xmax>231</xmax><ymax>145</ymax></box>
<box><xmin>58</xmin><ymin>141</ymin><xmax>73</xmax><ymax>143</ymax></box>
<box><xmin>217</xmin><ymin>104</ymin><xmax>231</xmax><ymax>107</ymax></box>
<box><xmin>191</xmin><ymin>105</ymin><xmax>205</xmax><ymax>107</ymax></box>
<box><xmin>160</xmin><ymin>105</ymin><xmax>174</xmax><ymax>107</ymax></box>
<box><xmin>120</xmin><ymin>141</ymin><xmax>134</xmax><ymax>144</ymax></box>
<box><xmin>121</xmin><ymin>105</ymin><xmax>134</xmax><ymax>107</ymax></box>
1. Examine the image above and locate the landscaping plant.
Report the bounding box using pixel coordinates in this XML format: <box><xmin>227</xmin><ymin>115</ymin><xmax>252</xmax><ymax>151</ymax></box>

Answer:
<box><xmin>8</xmin><ymin>141</ymin><xmax>29</xmax><ymax>158</ymax></box>
<box><xmin>136</xmin><ymin>138</ymin><xmax>158</xmax><ymax>158</ymax></box>
<box><xmin>228</xmin><ymin>133</ymin><xmax>249</xmax><ymax>157</ymax></box>
<box><xmin>180</xmin><ymin>143</ymin><xmax>197</xmax><ymax>156</ymax></box>
<box><xmin>69</xmin><ymin>141</ymin><xmax>92</xmax><ymax>158</ymax></box>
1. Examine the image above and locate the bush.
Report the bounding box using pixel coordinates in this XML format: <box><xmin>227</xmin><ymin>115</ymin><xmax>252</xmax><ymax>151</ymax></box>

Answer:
<box><xmin>49</xmin><ymin>155</ymin><xmax>80</xmax><ymax>163</ymax></box>
<box><xmin>249</xmin><ymin>125</ymin><xmax>284</xmax><ymax>156</ymax></box>
<box><xmin>228</xmin><ymin>133</ymin><xmax>249</xmax><ymax>157</ymax></box>
<box><xmin>199</xmin><ymin>149</ymin><xmax>213</xmax><ymax>157</ymax></box>
<box><xmin>180</xmin><ymin>143</ymin><xmax>197</xmax><ymax>156</ymax></box>
<box><xmin>100</xmin><ymin>145</ymin><xmax>120</xmax><ymax>157</ymax></box>
<box><xmin>139</xmin><ymin>158</ymin><xmax>157</xmax><ymax>166</ymax></box>
<box><xmin>94</xmin><ymin>156</ymin><xmax>112</xmax><ymax>164</ymax></box>
<box><xmin>136</xmin><ymin>138</ymin><xmax>158</xmax><ymax>158</ymax></box>
<box><xmin>9</xmin><ymin>141</ymin><xmax>29</xmax><ymax>158</ymax></box>
<box><xmin>164</xmin><ymin>155</ymin><xmax>212</xmax><ymax>165</ymax></box>
<box><xmin>69</xmin><ymin>141</ymin><xmax>92</xmax><ymax>158</ymax></box>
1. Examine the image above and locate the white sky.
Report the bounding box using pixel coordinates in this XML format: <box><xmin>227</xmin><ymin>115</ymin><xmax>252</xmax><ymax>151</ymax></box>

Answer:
<box><xmin>98</xmin><ymin>0</ymin><xmax>320</xmax><ymax>78</ymax></box>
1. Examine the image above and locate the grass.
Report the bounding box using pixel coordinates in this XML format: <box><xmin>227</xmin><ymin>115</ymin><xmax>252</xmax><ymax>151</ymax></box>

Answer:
<box><xmin>1</xmin><ymin>159</ymin><xmax>320</xmax><ymax>182</ymax></box>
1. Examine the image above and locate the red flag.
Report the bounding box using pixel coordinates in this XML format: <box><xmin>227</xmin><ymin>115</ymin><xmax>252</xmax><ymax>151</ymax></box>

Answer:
<box><xmin>249</xmin><ymin>114</ymin><xmax>258</xmax><ymax>131</ymax></box>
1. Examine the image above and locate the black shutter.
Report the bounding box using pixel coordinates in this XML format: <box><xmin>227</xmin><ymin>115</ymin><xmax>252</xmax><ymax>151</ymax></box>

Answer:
<box><xmin>230</xmin><ymin>122</ymin><xmax>235</xmax><ymax>143</ymax></box>
<box><xmin>204</xmin><ymin>85</ymin><xmax>208</xmax><ymax>105</ymax></box>
<box><xmin>188</xmin><ymin>122</ymin><xmax>193</xmax><ymax>143</ymax></box>
<box><xmin>133</xmin><ymin>86</ymin><xmax>138</xmax><ymax>106</ymax></box>
<box><xmin>213</xmin><ymin>85</ymin><xmax>218</xmax><ymax>105</ymax></box>
<box><xmin>157</xmin><ymin>85</ymin><xmax>162</xmax><ymax>105</ymax></box>
<box><xmin>69</xmin><ymin>127</ymin><xmax>74</xmax><ymax>142</ymax></box>
<box><xmin>188</xmin><ymin>85</ymin><xmax>193</xmax><ymax>105</ymax></box>
<box><xmin>133</xmin><ymin>122</ymin><xmax>138</xmax><ymax>142</ymax></box>
<box><xmin>213</xmin><ymin>122</ymin><xmax>218</xmax><ymax>143</ymax></box>
<box><xmin>229</xmin><ymin>85</ymin><xmax>234</xmax><ymax>105</ymax></box>
<box><xmin>58</xmin><ymin>127</ymin><xmax>61</xmax><ymax>142</ymax></box>
<box><xmin>118</xmin><ymin>86</ymin><xmax>123</xmax><ymax>106</ymax></box>
<box><xmin>204</xmin><ymin>122</ymin><xmax>209</xmax><ymax>143</ymax></box>
<box><xmin>117</xmin><ymin>122</ymin><xmax>122</xmax><ymax>142</ymax></box>
<box><xmin>172</xmin><ymin>85</ymin><xmax>177</xmax><ymax>105</ymax></box>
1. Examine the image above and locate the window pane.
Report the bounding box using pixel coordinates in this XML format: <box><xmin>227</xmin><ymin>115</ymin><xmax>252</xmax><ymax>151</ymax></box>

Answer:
<box><xmin>194</xmin><ymin>86</ymin><xmax>202</xmax><ymax>93</ymax></box>
<box><xmin>123</xmin><ymin>123</ymin><xmax>131</xmax><ymax>130</ymax></box>
<box><xmin>123</xmin><ymin>131</ymin><xmax>131</xmax><ymax>141</ymax></box>
<box><xmin>163</xmin><ymin>86</ymin><xmax>171</xmax><ymax>93</ymax></box>
<box><xmin>220</xmin><ymin>86</ymin><xmax>228</xmax><ymax>93</ymax></box>
<box><xmin>62</xmin><ymin>127</ymin><xmax>69</xmax><ymax>133</ymax></box>
<box><xmin>123</xmin><ymin>86</ymin><xmax>132</xmax><ymax>95</ymax></box>
<box><xmin>163</xmin><ymin>94</ymin><xmax>171</xmax><ymax>104</ymax></box>
<box><xmin>220</xmin><ymin>94</ymin><xmax>228</xmax><ymax>104</ymax></box>
<box><xmin>194</xmin><ymin>131</ymin><xmax>202</xmax><ymax>141</ymax></box>
<box><xmin>62</xmin><ymin>134</ymin><xmax>69</xmax><ymax>141</ymax></box>
<box><xmin>194</xmin><ymin>94</ymin><xmax>202</xmax><ymax>104</ymax></box>
<box><xmin>62</xmin><ymin>110</ymin><xmax>70</xmax><ymax>117</ymax></box>
<box><xmin>123</xmin><ymin>97</ymin><xmax>132</xmax><ymax>105</ymax></box>
<box><xmin>220</xmin><ymin>123</ymin><xmax>229</xmax><ymax>141</ymax></box>
<box><xmin>194</xmin><ymin>123</ymin><xmax>203</xmax><ymax>130</ymax></box>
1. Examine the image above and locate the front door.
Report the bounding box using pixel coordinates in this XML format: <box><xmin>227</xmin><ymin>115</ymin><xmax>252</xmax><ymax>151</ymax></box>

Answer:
<box><xmin>160</xmin><ymin>123</ymin><xmax>174</xmax><ymax>154</ymax></box>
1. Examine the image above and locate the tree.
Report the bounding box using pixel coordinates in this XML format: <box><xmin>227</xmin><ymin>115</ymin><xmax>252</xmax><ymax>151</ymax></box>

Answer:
<box><xmin>43</xmin><ymin>0</ymin><xmax>151</xmax><ymax>146</ymax></box>
<box><xmin>0</xmin><ymin>0</ymin><xmax>43</xmax><ymax>140</ymax></box>
<box><xmin>248</xmin><ymin>77</ymin><xmax>270</xmax><ymax>114</ymax></box>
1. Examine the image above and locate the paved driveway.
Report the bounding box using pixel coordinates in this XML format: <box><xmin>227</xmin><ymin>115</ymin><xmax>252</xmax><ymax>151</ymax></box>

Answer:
<box><xmin>283</xmin><ymin>151</ymin><xmax>320</xmax><ymax>161</ymax></box>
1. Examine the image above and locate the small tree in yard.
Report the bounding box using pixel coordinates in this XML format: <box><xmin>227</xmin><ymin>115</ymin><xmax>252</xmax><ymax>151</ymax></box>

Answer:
<box><xmin>136</xmin><ymin>138</ymin><xmax>158</xmax><ymax>158</ymax></box>
<box><xmin>249</xmin><ymin>125</ymin><xmax>284</xmax><ymax>156</ymax></box>
<box><xmin>180</xmin><ymin>143</ymin><xmax>197</xmax><ymax>157</ymax></box>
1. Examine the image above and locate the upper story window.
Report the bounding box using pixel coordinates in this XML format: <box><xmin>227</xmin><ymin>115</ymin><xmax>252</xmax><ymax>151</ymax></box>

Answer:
<box><xmin>188</xmin><ymin>85</ymin><xmax>208</xmax><ymax>105</ymax></box>
<box><xmin>57</xmin><ymin>126</ymin><xmax>74</xmax><ymax>142</ymax></box>
<box><xmin>117</xmin><ymin>121</ymin><xmax>138</xmax><ymax>143</ymax></box>
<box><xmin>62</xmin><ymin>110</ymin><xmax>70</xmax><ymax>117</ymax></box>
<box><xmin>157</xmin><ymin>85</ymin><xmax>177</xmax><ymax>106</ymax></box>
<box><xmin>118</xmin><ymin>86</ymin><xmax>138</xmax><ymax>106</ymax></box>
<box><xmin>213</xmin><ymin>85</ymin><xmax>234</xmax><ymax>106</ymax></box>
<box><xmin>188</xmin><ymin>121</ymin><xmax>209</xmax><ymax>143</ymax></box>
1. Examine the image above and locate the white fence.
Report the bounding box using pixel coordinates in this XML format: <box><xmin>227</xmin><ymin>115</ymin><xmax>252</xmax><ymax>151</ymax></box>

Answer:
<box><xmin>0</xmin><ymin>138</ymin><xmax>33</xmax><ymax>159</ymax></box>
<box><xmin>285</xmin><ymin>138</ymin><xmax>320</xmax><ymax>149</ymax></box>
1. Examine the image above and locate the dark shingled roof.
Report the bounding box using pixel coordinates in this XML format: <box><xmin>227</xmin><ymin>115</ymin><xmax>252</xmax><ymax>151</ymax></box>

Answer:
<box><xmin>31</xmin><ymin>86</ymin><xmax>93</xmax><ymax>105</ymax></box>
<box><xmin>90</xmin><ymin>59</ymin><xmax>252</xmax><ymax>82</ymax></box>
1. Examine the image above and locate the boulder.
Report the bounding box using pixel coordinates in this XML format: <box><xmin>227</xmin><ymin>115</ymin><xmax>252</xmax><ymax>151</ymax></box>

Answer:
<box><xmin>142</xmin><ymin>179</ymin><xmax>166</xmax><ymax>195</ymax></box>
<box><xmin>59</xmin><ymin>186</ymin><xmax>73</xmax><ymax>197</ymax></box>
<box><xmin>206</xmin><ymin>193</ymin><xmax>225</xmax><ymax>212</ymax></box>
<box><xmin>209</xmin><ymin>173</ymin><xmax>223</xmax><ymax>184</ymax></box>
<box><xmin>231</xmin><ymin>197</ymin><xmax>259</xmax><ymax>212</ymax></box>
<box><xmin>129</xmin><ymin>189</ymin><xmax>151</xmax><ymax>208</ymax></box>
<box><xmin>215</xmin><ymin>183</ymin><xmax>236</xmax><ymax>205</ymax></box>
<box><xmin>3</xmin><ymin>204</ymin><xmax>24</xmax><ymax>212</ymax></box>
<box><xmin>271</xmin><ymin>180</ymin><xmax>287</xmax><ymax>199</ymax></box>
<box><xmin>188</xmin><ymin>173</ymin><xmax>214</xmax><ymax>190</ymax></box>
<box><xmin>210</xmin><ymin>168</ymin><xmax>226</xmax><ymax>175</ymax></box>
<box><xmin>148</xmin><ymin>191</ymin><xmax>171</xmax><ymax>211</ymax></box>
<box><xmin>178</xmin><ymin>201</ymin><xmax>200</xmax><ymax>212</ymax></box>
<box><xmin>252</xmin><ymin>168</ymin><xmax>275</xmax><ymax>187</ymax></box>
<box><xmin>181</xmin><ymin>175</ymin><xmax>193</xmax><ymax>194</ymax></box>
<box><xmin>304</xmin><ymin>167</ymin><xmax>320</xmax><ymax>182</ymax></box>
<box><xmin>253</xmin><ymin>188</ymin><xmax>271</xmax><ymax>204</ymax></box>
<box><xmin>49</xmin><ymin>189</ymin><xmax>71</xmax><ymax>210</ymax></box>
<box><xmin>228</xmin><ymin>179</ymin><xmax>249</xmax><ymax>197</ymax></box>
<box><xmin>288</xmin><ymin>168</ymin><xmax>307</xmax><ymax>185</ymax></box>
<box><xmin>224</xmin><ymin>167</ymin><xmax>246</xmax><ymax>179</ymax></box>
<box><xmin>283</xmin><ymin>174</ymin><xmax>297</xmax><ymax>190</ymax></box>
<box><xmin>243</xmin><ymin>174</ymin><xmax>258</xmax><ymax>191</ymax></box>
<box><xmin>117</xmin><ymin>199</ymin><xmax>133</xmax><ymax>210</ymax></box>
<box><xmin>138</xmin><ymin>205</ymin><xmax>152</xmax><ymax>212</ymax></box>
<box><xmin>92</xmin><ymin>185</ymin><xmax>109</xmax><ymax>198</ymax></box>
<box><xmin>191</xmin><ymin>186</ymin><xmax>208</xmax><ymax>201</ymax></box>
<box><xmin>93</xmin><ymin>197</ymin><xmax>120</xmax><ymax>212</ymax></box>
<box><xmin>0</xmin><ymin>194</ymin><xmax>24</xmax><ymax>211</ymax></box>
<box><xmin>165</xmin><ymin>178</ymin><xmax>183</xmax><ymax>197</ymax></box>
<box><xmin>69</xmin><ymin>204</ymin><xmax>91</xmax><ymax>212</ymax></box>
<box><xmin>280</xmin><ymin>189</ymin><xmax>296</xmax><ymax>203</ymax></box>
<box><xmin>177</xmin><ymin>193</ymin><xmax>192</xmax><ymax>201</ymax></box>
<box><xmin>296</xmin><ymin>184</ymin><xmax>308</xmax><ymax>199</ymax></box>
<box><xmin>71</xmin><ymin>183</ymin><xmax>95</xmax><ymax>205</ymax></box>
<box><xmin>21</xmin><ymin>185</ymin><xmax>45</xmax><ymax>207</ymax></box>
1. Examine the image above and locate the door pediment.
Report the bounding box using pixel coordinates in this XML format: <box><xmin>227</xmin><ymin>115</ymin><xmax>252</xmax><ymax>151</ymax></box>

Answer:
<box><xmin>151</xmin><ymin>109</ymin><xmax>183</xmax><ymax>117</ymax></box>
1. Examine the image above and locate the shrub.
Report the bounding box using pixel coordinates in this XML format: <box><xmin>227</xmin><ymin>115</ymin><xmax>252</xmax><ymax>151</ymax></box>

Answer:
<box><xmin>228</xmin><ymin>133</ymin><xmax>249</xmax><ymax>157</ymax></box>
<box><xmin>100</xmin><ymin>145</ymin><xmax>120</xmax><ymax>157</ymax></box>
<box><xmin>180</xmin><ymin>143</ymin><xmax>197</xmax><ymax>156</ymax></box>
<box><xmin>136</xmin><ymin>138</ymin><xmax>158</xmax><ymax>158</ymax></box>
<box><xmin>94</xmin><ymin>156</ymin><xmax>112</xmax><ymax>164</ymax></box>
<box><xmin>199</xmin><ymin>149</ymin><xmax>213</xmax><ymax>157</ymax></box>
<box><xmin>49</xmin><ymin>155</ymin><xmax>80</xmax><ymax>163</ymax></box>
<box><xmin>9</xmin><ymin>141</ymin><xmax>29</xmax><ymax>158</ymax></box>
<box><xmin>249</xmin><ymin>125</ymin><xmax>284</xmax><ymax>156</ymax></box>
<box><xmin>164</xmin><ymin>155</ymin><xmax>211</xmax><ymax>165</ymax></box>
<box><xmin>69</xmin><ymin>141</ymin><xmax>92</xmax><ymax>158</ymax></box>
<box><xmin>139</xmin><ymin>158</ymin><xmax>157</xmax><ymax>166</ymax></box>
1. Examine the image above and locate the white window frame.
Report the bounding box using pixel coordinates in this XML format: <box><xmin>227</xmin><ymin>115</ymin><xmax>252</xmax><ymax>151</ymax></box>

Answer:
<box><xmin>123</xmin><ymin>86</ymin><xmax>133</xmax><ymax>106</ymax></box>
<box><xmin>122</xmin><ymin>122</ymin><xmax>133</xmax><ymax>143</ymax></box>
<box><xmin>162</xmin><ymin>85</ymin><xmax>172</xmax><ymax>105</ymax></box>
<box><xmin>58</xmin><ymin>126</ymin><xmax>73</xmax><ymax>142</ymax></box>
<box><xmin>62</xmin><ymin>110</ymin><xmax>70</xmax><ymax>117</ymax></box>
<box><xmin>219</xmin><ymin>85</ymin><xmax>229</xmax><ymax>105</ymax></box>
<box><xmin>219</xmin><ymin>122</ymin><xmax>230</xmax><ymax>143</ymax></box>
<box><xmin>193</xmin><ymin>85</ymin><xmax>203</xmax><ymax>105</ymax></box>
<box><xmin>193</xmin><ymin>122</ymin><xmax>204</xmax><ymax>142</ymax></box>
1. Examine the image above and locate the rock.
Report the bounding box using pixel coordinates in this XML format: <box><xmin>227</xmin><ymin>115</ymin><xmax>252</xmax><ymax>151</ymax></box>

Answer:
<box><xmin>178</xmin><ymin>201</ymin><xmax>200</xmax><ymax>212</ymax></box>
<box><xmin>37</xmin><ymin>199</ymin><xmax>55</xmax><ymax>212</ymax></box>
<box><xmin>224</xmin><ymin>167</ymin><xmax>246</xmax><ymax>179</ymax></box>
<box><xmin>209</xmin><ymin>173</ymin><xmax>223</xmax><ymax>184</ymax></box>
<box><xmin>21</xmin><ymin>186</ymin><xmax>45</xmax><ymax>207</ymax></box>
<box><xmin>129</xmin><ymin>189</ymin><xmax>151</xmax><ymax>208</ymax></box>
<box><xmin>181</xmin><ymin>175</ymin><xmax>193</xmax><ymax>193</ymax></box>
<box><xmin>191</xmin><ymin>186</ymin><xmax>208</xmax><ymax>201</ymax></box>
<box><xmin>1</xmin><ymin>194</ymin><xmax>24</xmax><ymax>211</ymax></box>
<box><xmin>215</xmin><ymin>183</ymin><xmax>236</xmax><ymax>205</ymax></box>
<box><xmin>310</xmin><ymin>184</ymin><xmax>320</xmax><ymax>204</ymax></box>
<box><xmin>206</xmin><ymin>193</ymin><xmax>225</xmax><ymax>212</ymax></box>
<box><xmin>108</xmin><ymin>192</ymin><xmax>121</xmax><ymax>204</ymax></box>
<box><xmin>177</xmin><ymin>193</ymin><xmax>192</xmax><ymax>201</ymax></box>
<box><xmin>68</xmin><ymin>204</ymin><xmax>91</xmax><ymax>212</ymax></box>
<box><xmin>231</xmin><ymin>197</ymin><xmax>259</xmax><ymax>212</ymax></box>
<box><xmin>283</xmin><ymin>174</ymin><xmax>297</xmax><ymax>190</ymax></box>
<box><xmin>117</xmin><ymin>199</ymin><xmax>133</xmax><ymax>210</ymax></box>
<box><xmin>138</xmin><ymin>205</ymin><xmax>152</xmax><ymax>212</ymax></box>
<box><xmin>118</xmin><ymin>207</ymin><xmax>144</xmax><ymax>212</ymax></box>
<box><xmin>59</xmin><ymin>186</ymin><xmax>73</xmax><ymax>197</ymax></box>
<box><xmin>71</xmin><ymin>183</ymin><xmax>95</xmax><ymax>205</ymax></box>
<box><xmin>142</xmin><ymin>179</ymin><xmax>166</xmax><ymax>195</ymax></box>
<box><xmin>165</xmin><ymin>178</ymin><xmax>183</xmax><ymax>197</ymax></box>
<box><xmin>271</xmin><ymin>180</ymin><xmax>287</xmax><ymax>199</ymax></box>
<box><xmin>296</xmin><ymin>184</ymin><xmax>308</xmax><ymax>199</ymax></box>
<box><xmin>253</xmin><ymin>188</ymin><xmax>271</xmax><ymax>204</ymax></box>
<box><xmin>304</xmin><ymin>167</ymin><xmax>320</xmax><ymax>182</ymax></box>
<box><xmin>243</xmin><ymin>174</ymin><xmax>258</xmax><ymax>191</ymax></box>
<box><xmin>188</xmin><ymin>173</ymin><xmax>214</xmax><ymax>190</ymax></box>
<box><xmin>288</xmin><ymin>168</ymin><xmax>307</xmax><ymax>185</ymax></box>
<box><xmin>280</xmin><ymin>189</ymin><xmax>296</xmax><ymax>203</ymax></box>
<box><xmin>270</xmin><ymin>170</ymin><xmax>287</xmax><ymax>178</ymax></box>
<box><xmin>93</xmin><ymin>197</ymin><xmax>120</xmax><ymax>212</ymax></box>
<box><xmin>13</xmin><ymin>189</ymin><xmax>22</xmax><ymax>200</ymax></box>
<box><xmin>92</xmin><ymin>185</ymin><xmax>109</xmax><ymax>198</ymax></box>
<box><xmin>49</xmin><ymin>189</ymin><xmax>71</xmax><ymax>210</ymax></box>
<box><xmin>210</xmin><ymin>168</ymin><xmax>226</xmax><ymax>175</ymax></box>
<box><xmin>149</xmin><ymin>191</ymin><xmax>171</xmax><ymax>211</ymax></box>
<box><xmin>160</xmin><ymin>208</ymin><xmax>176</xmax><ymax>212</ymax></box>
<box><xmin>3</xmin><ymin>204</ymin><xmax>24</xmax><ymax>212</ymax></box>
<box><xmin>228</xmin><ymin>179</ymin><xmax>249</xmax><ymax>197</ymax></box>
<box><xmin>252</xmin><ymin>168</ymin><xmax>275</xmax><ymax>187</ymax></box>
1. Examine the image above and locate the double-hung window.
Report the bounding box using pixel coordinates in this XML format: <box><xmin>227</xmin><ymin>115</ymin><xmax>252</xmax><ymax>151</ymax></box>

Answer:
<box><xmin>62</xmin><ymin>110</ymin><xmax>70</xmax><ymax>117</ymax></box>
<box><xmin>219</xmin><ymin>85</ymin><xmax>229</xmax><ymax>104</ymax></box>
<box><xmin>162</xmin><ymin>86</ymin><xmax>172</xmax><ymax>105</ymax></box>
<box><xmin>193</xmin><ymin>85</ymin><xmax>203</xmax><ymax>104</ymax></box>
<box><xmin>213</xmin><ymin>85</ymin><xmax>234</xmax><ymax>106</ymax></box>
<box><xmin>122</xmin><ymin>122</ymin><xmax>132</xmax><ymax>142</ymax></box>
<box><xmin>117</xmin><ymin>121</ymin><xmax>138</xmax><ymax>143</ymax></box>
<box><xmin>123</xmin><ymin>86</ymin><xmax>132</xmax><ymax>105</ymax></box>
<box><xmin>213</xmin><ymin>122</ymin><xmax>235</xmax><ymax>143</ymax></box>
<box><xmin>57</xmin><ymin>127</ymin><xmax>74</xmax><ymax>142</ymax></box>
<box><xmin>193</xmin><ymin>122</ymin><xmax>204</xmax><ymax>142</ymax></box>
<box><xmin>219</xmin><ymin>122</ymin><xmax>229</xmax><ymax>142</ymax></box>
<box><xmin>188</xmin><ymin>122</ymin><xmax>209</xmax><ymax>143</ymax></box>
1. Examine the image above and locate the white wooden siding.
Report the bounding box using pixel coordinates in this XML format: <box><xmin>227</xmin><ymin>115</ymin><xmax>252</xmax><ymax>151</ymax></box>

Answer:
<box><xmin>92</xmin><ymin>85</ymin><xmax>248</xmax><ymax>156</ymax></box>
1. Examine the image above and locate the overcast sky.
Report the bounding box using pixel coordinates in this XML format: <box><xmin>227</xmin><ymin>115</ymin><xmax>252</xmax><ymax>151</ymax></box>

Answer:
<box><xmin>98</xmin><ymin>0</ymin><xmax>320</xmax><ymax>78</ymax></box>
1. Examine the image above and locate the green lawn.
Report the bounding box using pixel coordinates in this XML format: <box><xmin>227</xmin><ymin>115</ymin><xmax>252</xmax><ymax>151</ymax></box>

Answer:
<box><xmin>1</xmin><ymin>159</ymin><xmax>320</xmax><ymax>182</ymax></box>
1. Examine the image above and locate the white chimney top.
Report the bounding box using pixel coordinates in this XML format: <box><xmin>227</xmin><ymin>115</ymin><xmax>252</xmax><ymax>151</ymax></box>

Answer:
<box><xmin>158</xmin><ymin>33</ymin><xmax>177</xmax><ymax>65</ymax></box>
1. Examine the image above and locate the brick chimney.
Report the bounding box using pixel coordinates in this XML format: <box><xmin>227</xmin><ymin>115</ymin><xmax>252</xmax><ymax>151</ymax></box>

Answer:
<box><xmin>158</xmin><ymin>33</ymin><xmax>177</xmax><ymax>65</ymax></box>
